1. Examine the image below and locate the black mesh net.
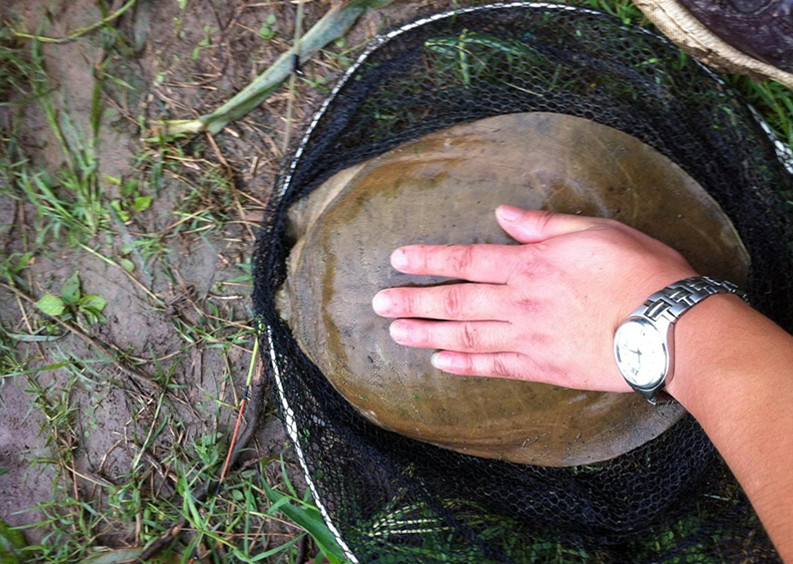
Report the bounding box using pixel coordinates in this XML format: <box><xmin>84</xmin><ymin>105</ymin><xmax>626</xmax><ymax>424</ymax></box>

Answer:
<box><xmin>252</xmin><ymin>3</ymin><xmax>793</xmax><ymax>562</ymax></box>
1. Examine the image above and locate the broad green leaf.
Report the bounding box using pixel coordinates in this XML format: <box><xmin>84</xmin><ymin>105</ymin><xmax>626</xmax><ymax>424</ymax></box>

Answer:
<box><xmin>132</xmin><ymin>196</ymin><xmax>152</xmax><ymax>212</ymax></box>
<box><xmin>120</xmin><ymin>258</ymin><xmax>135</xmax><ymax>272</ymax></box>
<box><xmin>81</xmin><ymin>310</ymin><xmax>106</xmax><ymax>326</ymax></box>
<box><xmin>36</xmin><ymin>294</ymin><xmax>65</xmax><ymax>317</ymax></box>
<box><xmin>61</xmin><ymin>272</ymin><xmax>81</xmax><ymax>304</ymax></box>
<box><xmin>110</xmin><ymin>200</ymin><xmax>130</xmax><ymax>222</ymax></box>
<box><xmin>78</xmin><ymin>295</ymin><xmax>107</xmax><ymax>325</ymax></box>
<box><xmin>79</xmin><ymin>295</ymin><xmax>107</xmax><ymax>312</ymax></box>
<box><xmin>259</xmin><ymin>14</ymin><xmax>277</xmax><ymax>40</ymax></box>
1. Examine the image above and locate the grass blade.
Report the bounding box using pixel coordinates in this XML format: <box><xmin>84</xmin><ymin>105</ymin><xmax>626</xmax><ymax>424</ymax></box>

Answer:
<box><xmin>262</xmin><ymin>480</ymin><xmax>346</xmax><ymax>563</ymax></box>
<box><xmin>152</xmin><ymin>0</ymin><xmax>393</xmax><ymax>137</ymax></box>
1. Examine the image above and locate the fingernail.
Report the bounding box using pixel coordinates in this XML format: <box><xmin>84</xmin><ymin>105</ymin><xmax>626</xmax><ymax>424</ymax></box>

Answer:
<box><xmin>372</xmin><ymin>292</ymin><xmax>391</xmax><ymax>314</ymax></box>
<box><xmin>430</xmin><ymin>352</ymin><xmax>447</xmax><ymax>370</ymax></box>
<box><xmin>390</xmin><ymin>248</ymin><xmax>409</xmax><ymax>270</ymax></box>
<box><xmin>497</xmin><ymin>205</ymin><xmax>521</xmax><ymax>222</ymax></box>
<box><xmin>389</xmin><ymin>321</ymin><xmax>407</xmax><ymax>342</ymax></box>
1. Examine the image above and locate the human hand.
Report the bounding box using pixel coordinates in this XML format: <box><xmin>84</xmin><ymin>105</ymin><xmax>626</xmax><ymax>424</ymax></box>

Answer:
<box><xmin>371</xmin><ymin>205</ymin><xmax>697</xmax><ymax>392</ymax></box>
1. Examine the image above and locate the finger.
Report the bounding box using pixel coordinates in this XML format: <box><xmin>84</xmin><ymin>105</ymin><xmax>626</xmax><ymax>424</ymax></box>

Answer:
<box><xmin>372</xmin><ymin>283</ymin><xmax>508</xmax><ymax>320</ymax></box>
<box><xmin>495</xmin><ymin>206</ymin><xmax>601</xmax><ymax>244</ymax></box>
<box><xmin>391</xmin><ymin>243</ymin><xmax>522</xmax><ymax>283</ymax></box>
<box><xmin>430</xmin><ymin>350</ymin><xmax>529</xmax><ymax>380</ymax></box>
<box><xmin>389</xmin><ymin>319</ymin><xmax>514</xmax><ymax>353</ymax></box>
<box><xmin>432</xmin><ymin>350</ymin><xmax>631</xmax><ymax>392</ymax></box>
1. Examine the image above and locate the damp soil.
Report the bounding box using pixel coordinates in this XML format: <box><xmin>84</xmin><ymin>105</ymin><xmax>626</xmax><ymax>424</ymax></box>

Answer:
<box><xmin>0</xmin><ymin>0</ymin><xmax>468</xmax><ymax>554</ymax></box>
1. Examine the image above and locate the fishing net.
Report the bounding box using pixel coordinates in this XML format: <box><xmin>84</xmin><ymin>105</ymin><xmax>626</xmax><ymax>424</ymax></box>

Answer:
<box><xmin>252</xmin><ymin>3</ymin><xmax>793</xmax><ymax>562</ymax></box>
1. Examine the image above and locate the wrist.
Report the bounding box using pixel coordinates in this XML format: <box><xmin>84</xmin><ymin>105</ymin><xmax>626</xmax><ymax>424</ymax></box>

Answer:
<box><xmin>614</xmin><ymin>276</ymin><xmax>745</xmax><ymax>405</ymax></box>
<box><xmin>663</xmin><ymin>293</ymin><xmax>753</xmax><ymax>410</ymax></box>
<box><xmin>664</xmin><ymin>292</ymin><xmax>793</xmax><ymax>559</ymax></box>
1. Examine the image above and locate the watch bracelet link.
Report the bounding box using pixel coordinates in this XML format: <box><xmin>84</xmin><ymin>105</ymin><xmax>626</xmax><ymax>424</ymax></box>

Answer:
<box><xmin>630</xmin><ymin>276</ymin><xmax>748</xmax><ymax>405</ymax></box>
<box><xmin>638</xmin><ymin>276</ymin><xmax>748</xmax><ymax>324</ymax></box>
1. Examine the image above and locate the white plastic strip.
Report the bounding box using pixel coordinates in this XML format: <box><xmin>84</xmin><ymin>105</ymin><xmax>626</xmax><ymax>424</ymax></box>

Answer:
<box><xmin>266</xmin><ymin>326</ymin><xmax>360</xmax><ymax>563</ymax></box>
<box><xmin>748</xmin><ymin>105</ymin><xmax>793</xmax><ymax>174</ymax></box>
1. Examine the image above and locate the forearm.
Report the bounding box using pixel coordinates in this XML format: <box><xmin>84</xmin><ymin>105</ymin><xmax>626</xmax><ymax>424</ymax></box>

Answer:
<box><xmin>670</xmin><ymin>295</ymin><xmax>793</xmax><ymax>561</ymax></box>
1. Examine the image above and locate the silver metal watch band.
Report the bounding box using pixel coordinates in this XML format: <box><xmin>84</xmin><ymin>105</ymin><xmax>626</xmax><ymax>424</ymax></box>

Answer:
<box><xmin>637</xmin><ymin>276</ymin><xmax>748</xmax><ymax>324</ymax></box>
<box><xmin>630</xmin><ymin>276</ymin><xmax>748</xmax><ymax>405</ymax></box>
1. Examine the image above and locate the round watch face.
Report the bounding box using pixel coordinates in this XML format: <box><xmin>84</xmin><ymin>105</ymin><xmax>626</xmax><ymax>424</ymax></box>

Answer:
<box><xmin>614</xmin><ymin>318</ymin><xmax>668</xmax><ymax>389</ymax></box>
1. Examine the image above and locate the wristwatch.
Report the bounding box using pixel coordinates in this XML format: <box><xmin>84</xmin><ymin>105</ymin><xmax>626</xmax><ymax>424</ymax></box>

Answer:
<box><xmin>613</xmin><ymin>276</ymin><xmax>747</xmax><ymax>405</ymax></box>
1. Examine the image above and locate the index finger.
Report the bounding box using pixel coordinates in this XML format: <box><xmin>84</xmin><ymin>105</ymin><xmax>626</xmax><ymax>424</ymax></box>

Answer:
<box><xmin>391</xmin><ymin>244</ymin><xmax>522</xmax><ymax>283</ymax></box>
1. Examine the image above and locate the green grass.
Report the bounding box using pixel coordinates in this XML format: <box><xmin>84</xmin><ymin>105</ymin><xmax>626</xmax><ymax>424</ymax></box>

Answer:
<box><xmin>726</xmin><ymin>75</ymin><xmax>793</xmax><ymax>148</ymax></box>
<box><xmin>1</xmin><ymin>39</ymin><xmax>106</xmax><ymax>247</ymax></box>
<box><xmin>12</xmin><ymin>344</ymin><xmax>335</xmax><ymax>563</ymax></box>
<box><xmin>0</xmin><ymin>15</ymin><xmax>336</xmax><ymax>563</ymax></box>
<box><xmin>571</xmin><ymin>0</ymin><xmax>793</xmax><ymax>147</ymax></box>
<box><xmin>576</xmin><ymin>0</ymin><xmax>646</xmax><ymax>23</ymax></box>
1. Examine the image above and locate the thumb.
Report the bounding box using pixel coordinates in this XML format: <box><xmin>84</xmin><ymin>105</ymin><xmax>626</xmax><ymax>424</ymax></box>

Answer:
<box><xmin>495</xmin><ymin>206</ymin><xmax>598</xmax><ymax>244</ymax></box>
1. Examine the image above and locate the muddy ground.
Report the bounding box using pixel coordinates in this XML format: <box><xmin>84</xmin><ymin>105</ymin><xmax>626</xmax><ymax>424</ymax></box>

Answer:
<box><xmin>0</xmin><ymin>0</ymin><xmax>467</xmax><ymax>558</ymax></box>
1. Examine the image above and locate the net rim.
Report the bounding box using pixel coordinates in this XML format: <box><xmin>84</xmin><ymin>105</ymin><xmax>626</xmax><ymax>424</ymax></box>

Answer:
<box><xmin>259</xmin><ymin>3</ymin><xmax>793</xmax><ymax>559</ymax></box>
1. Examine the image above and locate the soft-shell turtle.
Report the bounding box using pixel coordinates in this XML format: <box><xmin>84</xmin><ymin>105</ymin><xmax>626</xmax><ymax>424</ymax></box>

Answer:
<box><xmin>277</xmin><ymin>112</ymin><xmax>750</xmax><ymax>467</ymax></box>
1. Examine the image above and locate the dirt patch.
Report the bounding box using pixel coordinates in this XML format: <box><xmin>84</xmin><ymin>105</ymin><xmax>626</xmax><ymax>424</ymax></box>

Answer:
<box><xmin>0</xmin><ymin>376</ymin><xmax>55</xmax><ymax>530</ymax></box>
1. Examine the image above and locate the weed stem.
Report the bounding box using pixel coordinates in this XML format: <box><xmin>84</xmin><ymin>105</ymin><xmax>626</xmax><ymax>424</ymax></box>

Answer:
<box><xmin>8</xmin><ymin>0</ymin><xmax>139</xmax><ymax>44</ymax></box>
<box><xmin>139</xmin><ymin>340</ymin><xmax>266</xmax><ymax>560</ymax></box>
